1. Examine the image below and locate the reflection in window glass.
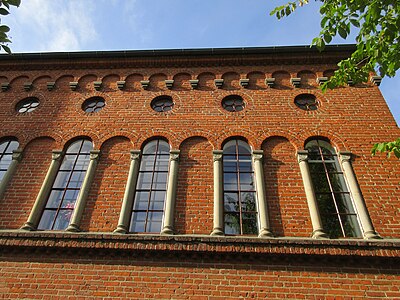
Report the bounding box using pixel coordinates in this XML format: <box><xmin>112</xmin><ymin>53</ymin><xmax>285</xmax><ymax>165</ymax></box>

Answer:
<box><xmin>223</xmin><ymin>139</ymin><xmax>258</xmax><ymax>235</ymax></box>
<box><xmin>0</xmin><ymin>139</ymin><xmax>19</xmax><ymax>182</ymax></box>
<box><xmin>38</xmin><ymin>139</ymin><xmax>93</xmax><ymax>230</ymax></box>
<box><xmin>306</xmin><ymin>139</ymin><xmax>362</xmax><ymax>238</ymax></box>
<box><xmin>129</xmin><ymin>139</ymin><xmax>170</xmax><ymax>233</ymax></box>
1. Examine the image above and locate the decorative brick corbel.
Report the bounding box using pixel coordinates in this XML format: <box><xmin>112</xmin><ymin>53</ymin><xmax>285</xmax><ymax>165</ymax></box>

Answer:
<box><xmin>1</xmin><ymin>82</ymin><xmax>10</xmax><ymax>92</ymax></box>
<box><xmin>265</xmin><ymin>78</ymin><xmax>275</xmax><ymax>88</ymax></box>
<box><xmin>140</xmin><ymin>80</ymin><xmax>150</xmax><ymax>90</ymax></box>
<box><xmin>47</xmin><ymin>82</ymin><xmax>56</xmax><ymax>91</ymax></box>
<box><xmin>165</xmin><ymin>80</ymin><xmax>174</xmax><ymax>90</ymax></box>
<box><xmin>116</xmin><ymin>81</ymin><xmax>126</xmax><ymax>90</ymax></box>
<box><xmin>24</xmin><ymin>82</ymin><xmax>33</xmax><ymax>91</ymax></box>
<box><xmin>239</xmin><ymin>78</ymin><xmax>249</xmax><ymax>88</ymax></box>
<box><xmin>69</xmin><ymin>82</ymin><xmax>78</xmax><ymax>91</ymax></box>
<box><xmin>370</xmin><ymin>76</ymin><xmax>382</xmax><ymax>86</ymax></box>
<box><xmin>189</xmin><ymin>79</ymin><xmax>199</xmax><ymax>89</ymax></box>
<box><xmin>214</xmin><ymin>79</ymin><xmax>224</xmax><ymax>89</ymax></box>
<box><xmin>316</xmin><ymin>77</ymin><xmax>328</xmax><ymax>85</ymax></box>
<box><xmin>94</xmin><ymin>81</ymin><xmax>102</xmax><ymax>91</ymax></box>
<box><xmin>290</xmin><ymin>78</ymin><xmax>301</xmax><ymax>88</ymax></box>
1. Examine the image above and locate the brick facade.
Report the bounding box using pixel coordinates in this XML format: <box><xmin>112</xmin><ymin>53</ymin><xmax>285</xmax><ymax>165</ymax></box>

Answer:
<box><xmin>0</xmin><ymin>45</ymin><xmax>399</xmax><ymax>298</ymax></box>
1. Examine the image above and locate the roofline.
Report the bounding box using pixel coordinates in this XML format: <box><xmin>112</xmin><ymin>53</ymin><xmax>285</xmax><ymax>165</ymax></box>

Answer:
<box><xmin>0</xmin><ymin>44</ymin><xmax>356</xmax><ymax>60</ymax></box>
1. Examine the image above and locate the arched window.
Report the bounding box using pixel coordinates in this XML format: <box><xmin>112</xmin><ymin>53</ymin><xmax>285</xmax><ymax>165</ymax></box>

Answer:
<box><xmin>223</xmin><ymin>139</ymin><xmax>258</xmax><ymax>235</ymax></box>
<box><xmin>129</xmin><ymin>139</ymin><xmax>170</xmax><ymax>233</ymax></box>
<box><xmin>37</xmin><ymin>139</ymin><xmax>93</xmax><ymax>230</ymax></box>
<box><xmin>305</xmin><ymin>139</ymin><xmax>362</xmax><ymax>238</ymax></box>
<box><xmin>0</xmin><ymin>138</ymin><xmax>19</xmax><ymax>182</ymax></box>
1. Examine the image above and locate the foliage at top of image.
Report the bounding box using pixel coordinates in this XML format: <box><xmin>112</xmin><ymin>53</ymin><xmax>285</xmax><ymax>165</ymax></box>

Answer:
<box><xmin>0</xmin><ymin>0</ymin><xmax>21</xmax><ymax>54</ymax></box>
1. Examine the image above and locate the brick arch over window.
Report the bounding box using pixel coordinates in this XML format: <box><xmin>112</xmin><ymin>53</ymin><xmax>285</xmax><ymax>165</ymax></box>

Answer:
<box><xmin>32</xmin><ymin>75</ymin><xmax>53</xmax><ymax>90</ymax></box>
<box><xmin>101</xmin><ymin>74</ymin><xmax>120</xmax><ymax>91</ymax></box>
<box><xmin>10</xmin><ymin>75</ymin><xmax>30</xmax><ymax>90</ymax></box>
<box><xmin>77</xmin><ymin>74</ymin><xmax>98</xmax><ymax>92</ymax></box>
<box><xmin>55</xmin><ymin>75</ymin><xmax>75</xmax><ymax>91</ymax></box>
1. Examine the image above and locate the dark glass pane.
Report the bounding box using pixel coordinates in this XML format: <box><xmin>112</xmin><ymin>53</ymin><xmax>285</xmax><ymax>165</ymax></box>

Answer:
<box><xmin>328</xmin><ymin>172</ymin><xmax>348</xmax><ymax>192</ymax></box>
<box><xmin>308</xmin><ymin>162</ymin><xmax>325</xmax><ymax>174</ymax></box>
<box><xmin>223</xmin><ymin>159</ymin><xmax>237</xmax><ymax>172</ymax></box>
<box><xmin>325</xmin><ymin>162</ymin><xmax>337</xmax><ymax>173</ymax></box>
<box><xmin>237</xmin><ymin>141</ymin><xmax>251</xmax><ymax>154</ymax></box>
<box><xmin>67</xmin><ymin>171</ymin><xmax>86</xmax><ymax>188</ymax></box>
<box><xmin>149</xmin><ymin>191</ymin><xmax>165</xmax><ymax>210</ymax></box>
<box><xmin>46</xmin><ymin>190</ymin><xmax>64</xmax><ymax>208</ymax></box>
<box><xmin>341</xmin><ymin>214</ymin><xmax>362</xmax><ymax>238</ymax></box>
<box><xmin>335</xmin><ymin>193</ymin><xmax>355</xmax><ymax>214</ymax></box>
<box><xmin>239</xmin><ymin>173</ymin><xmax>255</xmax><ymax>191</ymax></box>
<box><xmin>241</xmin><ymin>192</ymin><xmax>256</xmax><ymax>212</ymax></box>
<box><xmin>53</xmin><ymin>171</ymin><xmax>71</xmax><ymax>188</ymax></box>
<box><xmin>140</xmin><ymin>155</ymin><xmax>156</xmax><ymax>171</ymax></box>
<box><xmin>310</xmin><ymin>171</ymin><xmax>330</xmax><ymax>193</ymax></box>
<box><xmin>238</xmin><ymin>160</ymin><xmax>252</xmax><ymax>172</ymax></box>
<box><xmin>223</xmin><ymin>141</ymin><xmax>236</xmax><ymax>154</ymax></box>
<box><xmin>53</xmin><ymin>210</ymin><xmax>72</xmax><ymax>230</ymax></box>
<box><xmin>59</xmin><ymin>155</ymin><xmax>76</xmax><ymax>171</ymax></box>
<box><xmin>74</xmin><ymin>155</ymin><xmax>90</xmax><ymax>170</ymax></box>
<box><xmin>224</xmin><ymin>213</ymin><xmax>240</xmax><ymax>235</ymax></box>
<box><xmin>147</xmin><ymin>212</ymin><xmax>163</xmax><ymax>232</ymax></box>
<box><xmin>61</xmin><ymin>190</ymin><xmax>80</xmax><ymax>208</ymax></box>
<box><xmin>224</xmin><ymin>192</ymin><xmax>239</xmax><ymax>212</ymax></box>
<box><xmin>322</xmin><ymin>214</ymin><xmax>342</xmax><ymax>238</ymax></box>
<box><xmin>130</xmin><ymin>212</ymin><xmax>146</xmax><ymax>232</ymax></box>
<box><xmin>152</xmin><ymin>172</ymin><xmax>168</xmax><ymax>190</ymax></box>
<box><xmin>223</xmin><ymin>173</ymin><xmax>238</xmax><ymax>191</ymax></box>
<box><xmin>137</xmin><ymin>172</ymin><xmax>152</xmax><ymax>190</ymax></box>
<box><xmin>37</xmin><ymin>210</ymin><xmax>56</xmax><ymax>230</ymax></box>
<box><xmin>133</xmin><ymin>191</ymin><xmax>150</xmax><ymax>210</ymax></box>
<box><xmin>316</xmin><ymin>193</ymin><xmax>336</xmax><ymax>216</ymax></box>
<box><xmin>242</xmin><ymin>213</ymin><xmax>258</xmax><ymax>235</ymax></box>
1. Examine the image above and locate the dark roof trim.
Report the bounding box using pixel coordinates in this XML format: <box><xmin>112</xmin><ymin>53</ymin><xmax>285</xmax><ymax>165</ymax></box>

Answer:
<box><xmin>0</xmin><ymin>44</ymin><xmax>356</xmax><ymax>61</ymax></box>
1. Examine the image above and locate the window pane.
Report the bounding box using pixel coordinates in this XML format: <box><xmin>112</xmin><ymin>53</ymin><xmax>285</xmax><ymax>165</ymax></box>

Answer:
<box><xmin>224</xmin><ymin>192</ymin><xmax>239</xmax><ymax>212</ymax></box>
<box><xmin>53</xmin><ymin>210</ymin><xmax>72</xmax><ymax>230</ymax></box>
<box><xmin>149</xmin><ymin>191</ymin><xmax>165</xmax><ymax>210</ymax></box>
<box><xmin>328</xmin><ymin>172</ymin><xmax>348</xmax><ymax>192</ymax></box>
<box><xmin>0</xmin><ymin>141</ymin><xmax>7</xmax><ymax>153</ymax></box>
<box><xmin>137</xmin><ymin>172</ymin><xmax>152</xmax><ymax>190</ymax></box>
<box><xmin>147</xmin><ymin>212</ymin><xmax>163</xmax><ymax>232</ymax></box>
<box><xmin>237</xmin><ymin>141</ymin><xmax>251</xmax><ymax>155</ymax></box>
<box><xmin>8</xmin><ymin>141</ymin><xmax>19</xmax><ymax>152</ymax></box>
<box><xmin>152</xmin><ymin>172</ymin><xmax>167</xmax><ymax>190</ymax></box>
<box><xmin>46</xmin><ymin>190</ymin><xmax>64</xmax><ymax>208</ymax></box>
<box><xmin>0</xmin><ymin>170</ymin><xmax>5</xmax><ymax>181</ymax></box>
<box><xmin>140</xmin><ymin>155</ymin><xmax>155</xmax><ymax>171</ymax></box>
<box><xmin>310</xmin><ymin>172</ymin><xmax>330</xmax><ymax>193</ymax></box>
<box><xmin>238</xmin><ymin>160</ymin><xmax>252</xmax><ymax>172</ymax></box>
<box><xmin>81</xmin><ymin>140</ymin><xmax>93</xmax><ymax>153</ymax></box>
<box><xmin>223</xmin><ymin>158</ymin><xmax>237</xmax><ymax>172</ymax></box>
<box><xmin>157</xmin><ymin>142</ymin><xmax>170</xmax><ymax>154</ymax></box>
<box><xmin>0</xmin><ymin>158</ymin><xmax>12</xmax><ymax>170</ymax></box>
<box><xmin>143</xmin><ymin>141</ymin><xmax>158</xmax><ymax>154</ymax></box>
<box><xmin>59</xmin><ymin>155</ymin><xmax>76</xmax><ymax>171</ymax></box>
<box><xmin>241</xmin><ymin>192</ymin><xmax>256</xmax><ymax>212</ymax></box>
<box><xmin>67</xmin><ymin>171</ymin><xmax>86</xmax><ymax>188</ymax></box>
<box><xmin>133</xmin><ymin>191</ymin><xmax>150</xmax><ymax>210</ymax></box>
<box><xmin>61</xmin><ymin>190</ymin><xmax>80</xmax><ymax>208</ymax></box>
<box><xmin>341</xmin><ymin>214</ymin><xmax>362</xmax><ymax>237</ymax></box>
<box><xmin>335</xmin><ymin>193</ymin><xmax>355</xmax><ymax>214</ymax></box>
<box><xmin>308</xmin><ymin>162</ymin><xmax>325</xmax><ymax>174</ymax></box>
<box><xmin>130</xmin><ymin>212</ymin><xmax>146</xmax><ymax>232</ymax></box>
<box><xmin>224</xmin><ymin>213</ymin><xmax>240</xmax><ymax>235</ymax></box>
<box><xmin>37</xmin><ymin>210</ymin><xmax>56</xmax><ymax>230</ymax></box>
<box><xmin>223</xmin><ymin>173</ymin><xmax>238</xmax><ymax>191</ymax></box>
<box><xmin>155</xmin><ymin>156</ymin><xmax>169</xmax><ymax>172</ymax></box>
<box><xmin>66</xmin><ymin>140</ymin><xmax>83</xmax><ymax>153</ymax></box>
<box><xmin>242</xmin><ymin>213</ymin><xmax>258</xmax><ymax>235</ymax></box>
<box><xmin>223</xmin><ymin>142</ymin><xmax>236</xmax><ymax>154</ymax></box>
<box><xmin>74</xmin><ymin>155</ymin><xmax>90</xmax><ymax>171</ymax></box>
<box><xmin>239</xmin><ymin>173</ymin><xmax>255</xmax><ymax>191</ymax></box>
<box><xmin>322</xmin><ymin>214</ymin><xmax>342</xmax><ymax>238</ymax></box>
<box><xmin>53</xmin><ymin>171</ymin><xmax>71</xmax><ymax>188</ymax></box>
<box><xmin>316</xmin><ymin>193</ymin><xmax>337</xmax><ymax>216</ymax></box>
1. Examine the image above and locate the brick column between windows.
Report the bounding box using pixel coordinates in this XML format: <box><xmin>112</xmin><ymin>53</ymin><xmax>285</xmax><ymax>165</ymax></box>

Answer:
<box><xmin>161</xmin><ymin>149</ymin><xmax>180</xmax><ymax>235</ymax></box>
<box><xmin>252</xmin><ymin>150</ymin><xmax>273</xmax><ymax>238</ymax></box>
<box><xmin>114</xmin><ymin>150</ymin><xmax>141</xmax><ymax>234</ymax></box>
<box><xmin>211</xmin><ymin>150</ymin><xmax>224</xmax><ymax>236</ymax></box>
<box><xmin>66</xmin><ymin>150</ymin><xmax>100</xmax><ymax>232</ymax></box>
<box><xmin>339</xmin><ymin>151</ymin><xmax>381</xmax><ymax>239</ymax></box>
<box><xmin>21</xmin><ymin>150</ymin><xmax>64</xmax><ymax>231</ymax></box>
<box><xmin>297</xmin><ymin>150</ymin><xmax>328</xmax><ymax>239</ymax></box>
<box><xmin>0</xmin><ymin>149</ymin><xmax>23</xmax><ymax>201</ymax></box>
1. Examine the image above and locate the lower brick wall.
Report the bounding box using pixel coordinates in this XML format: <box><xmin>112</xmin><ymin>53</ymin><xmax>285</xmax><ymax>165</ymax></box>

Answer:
<box><xmin>1</xmin><ymin>250</ymin><xmax>399</xmax><ymax>299</ymax></box>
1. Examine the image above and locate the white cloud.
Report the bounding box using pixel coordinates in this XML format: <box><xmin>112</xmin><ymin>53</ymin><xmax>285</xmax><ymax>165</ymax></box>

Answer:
<box><xmin>8</xmin><ymin>0</ymin><xmax>98</xmax><ymax>52</ymax></box>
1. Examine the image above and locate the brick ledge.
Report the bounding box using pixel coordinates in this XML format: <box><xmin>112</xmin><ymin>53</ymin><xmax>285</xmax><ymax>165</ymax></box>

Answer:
<box><xmin>0</xmin><ymin>230</ymin><xmax>399</xmax><ymax>258</ymax></box>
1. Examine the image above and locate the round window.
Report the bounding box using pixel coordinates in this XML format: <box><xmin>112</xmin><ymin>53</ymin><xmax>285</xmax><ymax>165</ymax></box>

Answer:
<box><xmin>222</xmin><ymin>95</ymin><xmax>245</xmax><ymax>112</ymax></box>
<box><xmin>294</xmin><ymin>94</ymin><xmax>319</xmax><ymax>111</ymax></box>
<box><xmin>16</xmin><ymin>97</ymin><xmax>40</xmax><ymax>113</ymax></box>
<box><xmin>82</xmin><ymin>96</ymin><xmax>106</xmax><ymax>113</ymax></box>
<box><xmin>151</xmin><ymin>96</ymin><xmax>174</xmax><ymax>112</ymax></box>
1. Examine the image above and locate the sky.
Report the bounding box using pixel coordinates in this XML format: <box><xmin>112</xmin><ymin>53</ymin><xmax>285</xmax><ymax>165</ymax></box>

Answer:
<box><xmin>3</xmin><ymin>0</ymin><xmax>399</xmax><ymax>125</ymax></box>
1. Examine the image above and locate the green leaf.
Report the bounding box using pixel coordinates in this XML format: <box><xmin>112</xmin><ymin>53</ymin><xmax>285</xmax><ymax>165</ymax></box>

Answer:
<box><xmin>8</xmin><ymin>0</ymin><xmax>21</xmax><ymax>7</ymax></box>
<box><xmin>338</xmin><ymin>26</ymin><xmax>348</xmax><ymax>39</ymax></box>
<box><xmin>0</xmin><ymin>7</ymin><xmax>9</xmax><ymax>15</ymax></box>
<box><xmin>350</xmin><ymin>18</ymin><xmax>360</xmax><ymax>27</ymax></box>
<box><xmin>0</xmin><ymin>25</ymin><xmax>10</xmax><ymax>32</ymax></box>
<box><xmin>1</xmin><ymin>44</ymin><xmax>11</xmax><ymax>54</ymax></box>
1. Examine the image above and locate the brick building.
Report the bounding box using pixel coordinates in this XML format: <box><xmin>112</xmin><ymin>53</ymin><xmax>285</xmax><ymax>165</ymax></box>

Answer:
<box><xmin>0</xmin><ymin>45</ymin><xmax>399</xmax><ymax>298</ymax></box>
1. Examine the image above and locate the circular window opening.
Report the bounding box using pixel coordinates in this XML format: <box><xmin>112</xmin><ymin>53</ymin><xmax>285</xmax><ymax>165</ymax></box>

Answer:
<box><xmin>222</xmin><ymin>95</ymin><xmax>245</xmax><ymax>112</ymax></box>
<box><xmin>151</xmin><ymin>95</ymin><xmax>174</xmax><ymax>112</ymax></box>
<box><xmin>294</xmin><ymin>94</ymin><xmax>319</xmax><ymax>111</ymax></box>
<box><xmin>82</xmin><ymin>96</ymin><xmax>106</xmax><ymax>113</ymax></box>
<box><xmin>16</xmin><ymin>97</ymin><xmax>40</xmax><ymax>113</ymax></box>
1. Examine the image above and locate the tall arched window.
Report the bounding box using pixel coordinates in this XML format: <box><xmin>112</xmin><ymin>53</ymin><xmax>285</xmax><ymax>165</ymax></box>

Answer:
<box><xmin>223</xmin><ymin>139</ymin><xmax>258</xmax><ymax>235</ymax></box>
<box><xmin>0</xmin><ymin>138</ymin><xmax>19</xmax><ymax>182</ymax></box>
<box><xmin>305</xmin><ymin>139</ymin><xmax>362</xmax><ymax>238</ymax></box>
<box><xmin>37</xmin><ymin>139</ymin><xmax>93</xmax><ymax>230</ymax></box>
<box><xmin>129</xmin><ymin>139</ymin><xmax>170</xmax><ymax>233</ymax></box>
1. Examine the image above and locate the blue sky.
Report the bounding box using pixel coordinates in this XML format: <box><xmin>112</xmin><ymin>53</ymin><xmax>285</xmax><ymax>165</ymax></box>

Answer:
<box><xmin>4</xmin><ymin>0</ymin><xmax>399</xmax><ymax>124</ymax></box>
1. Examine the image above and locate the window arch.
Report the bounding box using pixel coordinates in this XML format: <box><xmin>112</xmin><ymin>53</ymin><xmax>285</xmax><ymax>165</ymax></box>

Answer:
<box><xmin>37</xmin><ymin>139</ymin><xmax>93</xmax><ymax>230</ymax></box>
<box><xmin>305</xmin><ymin>139</ymin><xmax>362</xmax><ymax>238</ymax></box>
<box><xmin>0</xmin><ymin>138</ymin><xmax>19</xmax><ymax>182</ymax></box>
<box><xmin>222</xmin><ymin>139</ymin><xmax>258</xmax><ymax>235</ymax></box>
<box><xmin>129</xmin><ymin>139</ymin><xmax>170</xmax><ymax>233</ymax></box>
